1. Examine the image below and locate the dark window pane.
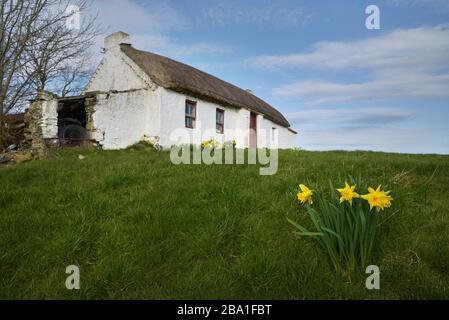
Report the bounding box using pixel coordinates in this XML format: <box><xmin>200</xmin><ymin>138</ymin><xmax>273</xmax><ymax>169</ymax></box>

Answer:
<box><xmin>185</xmin><ymin>100</ymin><xmax>196</xmax><ymax>128</ymax></box>
<box><xmin>216</xmin><ymin>109</ymin><xmax>224</xmax><ymax>123</ymax></box>
<box><xmin>186</xmin><ymin>101</ymin><xmax>196</xmax><ymax>116</ymax></box>
<box><xmin>216</xmin><ymin>109</ymin><xmax>224</xmax><ymax>133</ymax></box>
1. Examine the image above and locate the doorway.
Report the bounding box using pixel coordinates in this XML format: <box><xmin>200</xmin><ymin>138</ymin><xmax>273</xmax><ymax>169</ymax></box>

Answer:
<box><xmin>57</xmin><ymin>96</ymin><xmax>88</xmax><ymax>146</ymax></box>
<box><xmin>250</xmin><ymin>112</ymin><xmax>257</xmax><ymax>149</ymax></box>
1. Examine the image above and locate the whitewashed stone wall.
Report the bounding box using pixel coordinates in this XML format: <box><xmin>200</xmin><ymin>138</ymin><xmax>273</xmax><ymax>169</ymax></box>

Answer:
<box><xmin>159</xmin><ymin>88</ymin><xmax>248</xmax><ymax>148</ymax></box>
<box><xmin>84</xmin><ymin>42</ymin><xmax>153</xmax><ymax>93</ymax></box>
<box><xmin>159</xmin><ymin>88</ymin><xmax>297</xmax><ymax>149</ymax></box>
<box><xmin>259</xmin><ymin>117</ymin><xmax>298</xmax><ymax>149</ymax></box>
<box><xmin>90</xmin><ymin>90</ymin><xmax>148</xmax><ymax>149</ymax></box>
<box><xmin>40</xmin><ymin>96</ymin><xmax>59</xmax><ymax>139</ymax></box>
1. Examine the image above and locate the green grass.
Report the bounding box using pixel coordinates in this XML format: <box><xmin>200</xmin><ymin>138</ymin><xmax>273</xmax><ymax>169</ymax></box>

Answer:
<box><xmin>0</xmin><ymin>148</ymin><xmax>448</xmax><ymax>299</ymax></box>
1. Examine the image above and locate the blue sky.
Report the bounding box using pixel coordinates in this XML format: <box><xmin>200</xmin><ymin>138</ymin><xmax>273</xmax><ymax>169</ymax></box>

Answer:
<box><xmin>89</xmin><ymin>0</ymin><xmax>449</xmax><ymax>154</ymax></box>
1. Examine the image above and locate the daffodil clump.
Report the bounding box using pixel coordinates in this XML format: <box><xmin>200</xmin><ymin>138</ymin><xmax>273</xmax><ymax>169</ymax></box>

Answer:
<box><xmin>288</xmin><ymin>177</ymin><xmax>393</xmax><ymax>275</ymax></box>
<box><xmin>297</xmin><ymin>182</ymin><xmax>393</xmax><ymax>211</ymax></box>
<box><xmin>201</xmin><ymin>139</ymin><xmax>220</xmax><ymax>149</ymax></box>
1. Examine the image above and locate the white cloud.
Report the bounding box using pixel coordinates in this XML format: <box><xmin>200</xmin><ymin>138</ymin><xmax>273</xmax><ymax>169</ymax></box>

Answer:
<box><xmin>386</xmin><ymin>0</ymin><xmax>449</xmax><ymax>12</ymax></box>
<box><xmin>248</xmin><ymin>25</ymin><xmax>449</xmax><ymax>103</ymax></box>
<box><xmin>87</xmin><ymin>0</ymin><xmax>227</xmax><ymax>62</ymax></box>
<box><xmin>198</xmin><ymin>2</ymin><xmax>312</xmax><ymax>28</ymax></box>
<box><xmin>285</xmin><ymin>107</ymin><xmax>449</xmax><ymax>154</ymax></box>
<box><xmin>249</xmin><ymin>25</ymin><xmax>449</xmax><ymax>72</ymax></box>
<box><xmin>287</xmin><ymin>107</ymin><xmax>413</xmax><ymax>126</ymax></box>
<box><xmin>274</xmin><ymin>73</ymin><xmax>449</xmax><ymax>103</ymax></box>
<box><xmin>299</xmin><ymin>126</ymin><xmax>441</xmax><ymax>154</ymax></box>
<box><xmin>91</xmin><ymin>0</ymin><xmax>187</xmax><ymax>33</ymax></box>
<box><xmin>131</xmin><ymin>34</ymin><xmax>228</xmax><ymax>58</ymax></box>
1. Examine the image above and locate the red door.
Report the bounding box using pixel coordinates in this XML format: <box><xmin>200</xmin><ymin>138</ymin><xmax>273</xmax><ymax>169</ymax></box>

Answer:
<box><xmin>250</xmin><ymin>113</ymin><xmax>257</xmax><ymax>149</ymax></box>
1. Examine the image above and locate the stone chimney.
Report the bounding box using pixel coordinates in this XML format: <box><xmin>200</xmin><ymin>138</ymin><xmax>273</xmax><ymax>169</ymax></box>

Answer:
<box><xmin>104</xmin><ymin>31</ymin><xmax>131</xmax><ymax>51</ymax></box>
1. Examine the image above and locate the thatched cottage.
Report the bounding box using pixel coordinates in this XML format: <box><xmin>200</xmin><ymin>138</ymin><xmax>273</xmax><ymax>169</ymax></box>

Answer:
<box><xmin>27</xmin><ymin>32</ymin><xmax>297</xmax><ymax>151</ymax></box>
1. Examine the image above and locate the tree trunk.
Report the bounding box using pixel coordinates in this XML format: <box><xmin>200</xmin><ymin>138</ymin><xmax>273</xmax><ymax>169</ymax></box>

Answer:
<box><xmin>0</xmin><ymin>101</ymin><xmax>5</xmax><ymax>149</ymax></box>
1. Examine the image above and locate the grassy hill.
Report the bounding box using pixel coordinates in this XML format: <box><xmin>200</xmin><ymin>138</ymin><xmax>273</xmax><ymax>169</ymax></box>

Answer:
<box><xmin>0</xmin><ymin>148</ymin><xmax>448</xmax><ymax>299</ymax></box>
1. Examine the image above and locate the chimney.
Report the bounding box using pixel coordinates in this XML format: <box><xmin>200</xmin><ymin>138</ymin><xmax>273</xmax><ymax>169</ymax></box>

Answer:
<box><xmin>104</xmin><ymin>31</ymin><xmax>131</xmax><ymax>51</ymax></box>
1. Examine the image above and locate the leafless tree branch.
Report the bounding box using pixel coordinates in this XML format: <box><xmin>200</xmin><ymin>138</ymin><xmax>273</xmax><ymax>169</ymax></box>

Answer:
<box><xmin>0</xmin><ymin>0</ymin><xmax>101</xmax><ymax>147</ymax></box>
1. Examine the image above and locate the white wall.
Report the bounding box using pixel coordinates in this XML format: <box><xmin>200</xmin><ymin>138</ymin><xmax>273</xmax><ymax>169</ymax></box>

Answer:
<box><xmin>158</xmin><ymin>88</ymin><xmax>298</xmax><ymax>149</ymax></box>
<box><xmin>84</xmin><ymin>47</ymin><xmax>148</xmax><ymax>93</ymax></box>
<box><xmin>41</xmin><ymin>98</ymin><xmax>59</xmax><ymax>139</ymax></box>
<box><xmin>259</xmin><ymin>117</ymin><xmax>298</xmax><ymax>149</ymax></box>
<box><xmin>159</xmin><ymin>88</ymin><xmax>253</xmax><ymax>148</ymax></box>
<box><xmin>85</xmin><ymin>46</ymin><xmax>161</xmax><ymax>149</ymax></box>
<box><xmin>91</xmin><ymin>91</ymin><xmax>148</xmax><ymax>149</ymax></box>
<box><xmin>280</xmin><ymin>128</ymin><xmax>299</xmax><ymax>149</ymax></box>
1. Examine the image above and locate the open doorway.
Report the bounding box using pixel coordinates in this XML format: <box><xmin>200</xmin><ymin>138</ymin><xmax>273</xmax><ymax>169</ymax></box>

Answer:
<box><xmin>250</xmin><ymin>112</ymin><xmax>257</xmax><ymax>149</ymax></box>
<box><xmin>57</xmin><ymin>96</ymin><xmax>88</xmax><ymax>146</ymax></box>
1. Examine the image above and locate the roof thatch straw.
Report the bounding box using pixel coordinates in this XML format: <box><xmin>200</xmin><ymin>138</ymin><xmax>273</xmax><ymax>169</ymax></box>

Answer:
<box><xmin>121</xmin><ymin>44</ymin><xmax>290</xmax><ymax>128</ymax></box>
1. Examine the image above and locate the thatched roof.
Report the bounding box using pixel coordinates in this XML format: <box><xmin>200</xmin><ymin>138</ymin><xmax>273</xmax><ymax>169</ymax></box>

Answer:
<box><xmin>120</xmin><ymin>44</ymin><xmax>291</xmax><ymax>127</ymax></box>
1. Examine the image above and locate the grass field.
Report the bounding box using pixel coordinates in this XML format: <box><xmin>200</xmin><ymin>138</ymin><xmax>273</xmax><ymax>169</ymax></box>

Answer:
<box><xmin>1</xmin><ymin>148</ymin><xmax>448</xmax><ymax>299</ymax></box>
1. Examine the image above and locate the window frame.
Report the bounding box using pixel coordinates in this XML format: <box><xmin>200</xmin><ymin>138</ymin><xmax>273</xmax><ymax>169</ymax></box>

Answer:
<box><xmin>185</xmin><ymin>100</ymin><xmax>197</xmax><ymax>129</ymax></box>
<box><xmin>216</xmin><ymin>108</ymin><xmax>225</xmax><ymax>134</ymax></box>
<box><xmin>272</xmin><ymin>127</ymin><xmax>277</xmax><ymax>142</ymax></box>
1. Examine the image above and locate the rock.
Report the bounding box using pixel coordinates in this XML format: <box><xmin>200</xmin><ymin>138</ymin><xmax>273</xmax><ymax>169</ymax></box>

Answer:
<box><xmin>154</xmin><ymin>143</ymin><xmax>163</xmax><ymax>151</ymax></box>
<box><xmin>78</xmin><ymin>154</ymin><xmax>86</xmax><ymax>160</ymax></box>
<box><xmin>13</xmin><ymin>152</ymin><xmax>33</xmax><ymax>164</ymax></box>
<box><xmin>7</xmin><ymin>144</ymin><xmax>17</xmax><ymax>152</ymax></box>
<box><xmin>0</xmin><ymin>154</ymin><xmax>11</xmax><ymax>164</ymax></box>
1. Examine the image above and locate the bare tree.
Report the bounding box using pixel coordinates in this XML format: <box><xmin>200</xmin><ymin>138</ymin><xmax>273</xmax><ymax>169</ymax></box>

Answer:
<box><xmin>54</xmin><ymin>58</ymin><xmax>92</xmax><ymax>97</ymax></box>
<box><xmin>24</xmin><ymin>1</ymin><xmax>99</xmax><ymax>96</ymax></box>
<box><xmin>0</xmin><ymin>0</ymin><xmax>100</xmax><ymax>147</ymax></box>
<box><xmin>1</xmin><ymin>1</ymin><xmax>46</xmax><ymax>146</ymax></box>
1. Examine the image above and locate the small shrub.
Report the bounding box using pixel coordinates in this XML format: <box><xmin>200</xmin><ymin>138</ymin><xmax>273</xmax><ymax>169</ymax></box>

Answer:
<box><xmin>128</xmin><ymin>139</ymin><xmax>156</xmax><ymax>150</ymax></box>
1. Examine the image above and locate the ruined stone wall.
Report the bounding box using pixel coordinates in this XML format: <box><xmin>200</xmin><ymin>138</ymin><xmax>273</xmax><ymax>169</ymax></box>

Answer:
<box><xmin>84</xmin><ymin>93</ymin><xmax>100</xmax><ymax>141</ymax></box>
<box><xmin>41</xmin><ymin>97</ymin><xmax>58</xmax><ymax>140</ymax></box>
<box><xmin>24</xmin><ymin>91</ymin><xmax>58</xmax><ymax>157</ymax></box>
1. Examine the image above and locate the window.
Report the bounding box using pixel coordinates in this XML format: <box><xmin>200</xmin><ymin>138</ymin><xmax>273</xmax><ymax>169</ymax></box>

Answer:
<box><xmin>272</xmin><ymin>127</ymin><xmax>277</xmax><ymax>142</ymax></box>
<box><xmin>185</xmin><ymin>100</ymin><xmax>196</xmax><ymax>128</ymax></box>
<box><xmin>216</xmin><ymin>109</ymin><xmax>224</xmax><ymax>134</ymax></box>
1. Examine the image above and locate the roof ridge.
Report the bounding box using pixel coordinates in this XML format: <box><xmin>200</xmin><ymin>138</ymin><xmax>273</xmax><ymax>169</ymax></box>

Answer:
<box><xmin>120</xmin><ymin>44</ymin><xmax>290</xmax><ymax>127</ymax></box>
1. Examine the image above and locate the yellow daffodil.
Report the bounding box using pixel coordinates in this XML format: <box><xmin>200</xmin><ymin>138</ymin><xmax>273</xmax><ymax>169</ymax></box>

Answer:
<box><xmin>337</xmin><ymin>182</ymin><xmax>360</xmax><ymax>205</ymax></box>
<box><xmin>297</xmin><ymin>184</ymin><xmax>313</xmax><ymax>205</ymax></box>
<box><xmin>361</xmin><ymin>185</ymin><xmax>393</xmax><ymax>211</ymax></box>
